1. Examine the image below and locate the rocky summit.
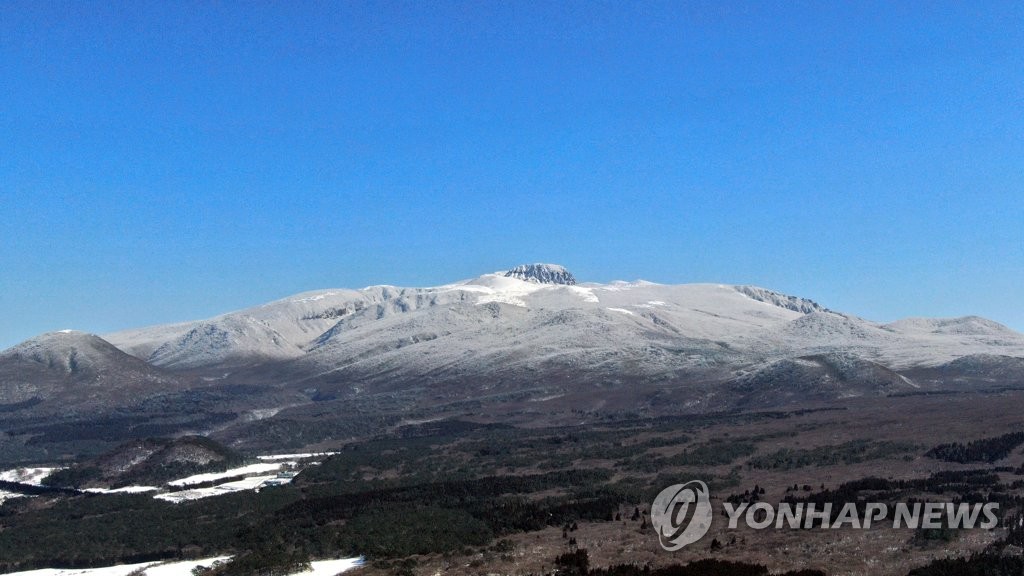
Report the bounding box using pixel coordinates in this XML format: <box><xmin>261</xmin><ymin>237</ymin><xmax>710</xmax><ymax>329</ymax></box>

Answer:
<box><xmin>503</xmin><ymin>263</ymin><xmax>577</xmax><ymax>285</ymax></box>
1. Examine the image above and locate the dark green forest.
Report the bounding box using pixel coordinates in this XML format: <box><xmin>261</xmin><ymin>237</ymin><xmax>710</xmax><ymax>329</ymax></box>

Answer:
<box><xmin>2</xmin><ymin>412</ymin><xmax>1024</xmax><ymax>576</ymax></box>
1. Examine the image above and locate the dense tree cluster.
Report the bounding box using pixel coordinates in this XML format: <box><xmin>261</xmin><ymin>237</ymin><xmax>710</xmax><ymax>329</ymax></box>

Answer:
<box><xmin>0</xmin><ymin>467</ymin><xmax>623</xmax><ymax>572</ymax></box>
<box><xmin>926</xmin><ymin>432</ymin><xmax>1024</xmax><ymax>464</ymax></box>
<box><xmin>749</xmin><ymin>440</ymin><xmax>915</xmax><ymax>470</ymax></box>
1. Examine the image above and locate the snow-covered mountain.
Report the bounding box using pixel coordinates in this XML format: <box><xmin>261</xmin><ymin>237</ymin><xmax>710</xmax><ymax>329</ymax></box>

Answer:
<box><xmin>103</xmin><ymin>265</ymin><xmax>1024</xmax><ymax>379</ymax></box>
<box><xmin>4</xmin><ymin>264</ymin><xmax>1024</xmax><ymax>426</ymax></box>
<box><xmin>0</xmin><ymin>331</ymin><xmax>191</xmax><ymax>413</ymax></box>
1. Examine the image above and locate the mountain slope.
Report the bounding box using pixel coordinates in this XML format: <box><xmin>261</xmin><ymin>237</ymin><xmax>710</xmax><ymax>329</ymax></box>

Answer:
<box><xmin>100</xmin><ymin>265</ymin><xmax>1024</xmax><ymax>388</ymax></box>
<box><xmin>2</xmin><ymin>264</ymin><xmax>1022</xmax><ymax>440</ymax></box>
<box><xmin>729</xmin><ymin>352</ymin><xmax>919</xmax><ymax>408</ymax></box>
<box><xmin>3</xmin><ymin>264</ymin><xmax>1024</xmax><ymax>462</ymax></box>
<box><xmin>105</xmin><ymin>289</ymin><xmax>367</xmax><ymax>368</ymax></box>
<box><xmin>0</xmin><ymin>331</ymin><xmax>192</xmax><ymax>414</ymax></box>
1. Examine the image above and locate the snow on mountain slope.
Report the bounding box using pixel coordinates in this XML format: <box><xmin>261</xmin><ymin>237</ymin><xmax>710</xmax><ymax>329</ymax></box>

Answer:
<box><xmin>2</xmin><ymin>263</ymin><xmax>1023</xmax><ymax>427</ymax></box>
<box><xmin>146</xmin><ymin>316</ymin><xmax>304</xmax><ymax>370</ymax></box>
<box><xmin>503</xmin><ymin>263</ymin><xmax>577</xmax><ymax>285</ymax></box>
<box><xmin>99</xmin><ymin>265</ymin><xmax>1024</xmax><ymax>379</ymax></box>
<box><xmin>730</xmin><ymin>352</ymin><xmax>918</xmax><ymax>407</ymax></box>
<box><xmin>4</xmin><ymin>331</ymin><xmax>133</xmax><ymax>375</ymax></box>
<box><xmin>295</xmin><ymin>299</ymin><xmax>743</xmax><ymax>393</ymax></box>
<box><xmin>884</xmin><ymin>316</ymin><xmax>1022</xmax><ymax>338</ymax></box>
<box><xmin>106</xmin><ymin>290</ymin><xmax>367</xmax><ymax>368</ymax></box>
<box><xmin>0</xmin><ymin>331</ymin><xmax>190</xmax><ymax>411</ymax></box>
<box><xmin>108</xmin><ymin>270</ymin><xmax>615</xmax><ymax>369</ymax></box>
<box><xmin>259</xmin><ymin>281</ymin><xmax>877</xmax><ymax>398</ymax></box>
<box><xmin>733</xmin><ymin>285</ymin><xmax>831</xmax><ymax>314</ymax></box>
<box><xmin>749</xmin><ymin>311</ymin><xmax>1024</xmax><ymax>369</ymax></box>
<box><xmin>0</xmin><ymin>556</ymin><xmax>362</xmax><ymax>576</ymax></box>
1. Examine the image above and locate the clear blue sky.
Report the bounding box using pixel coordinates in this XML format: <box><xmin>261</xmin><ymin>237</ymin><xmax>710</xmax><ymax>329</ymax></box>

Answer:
<box><xmin>2</xmin><ymin>1</ymin><xmax>1022</xmax><ymax>349</ymax></box>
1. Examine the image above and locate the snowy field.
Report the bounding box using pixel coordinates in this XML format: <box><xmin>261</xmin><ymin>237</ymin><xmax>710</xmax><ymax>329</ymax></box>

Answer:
<box><xmin>156</xmin><ymin>474</ymin><xmax>291</xmax><ymax>503</ymax></box>
<box><xmin>0</xmin><ymin>460</ymin><xmax>358</xmax><ymax>576</ymax></box>
<box><xmin>167</xmin><ymin>462</ymin><xmax>287</xmax><ymax>487</ymax></box>
<box><xmin>84</xmin><ymin>486</ymin><xmax>159</xmax><ymax>494</ymax></box>
<box><xmin>0</xmin><ymin>556</ymin><xmax>363</xmax><ymax>576</ymax></box>
<box><xmin>257</xmin><ymin>452</ymin><xmax>337</xmax><ymax>461</ymax></box>
<box><xmin>0</xmin><ymin>467</ymin><xmax>66</xmax><ymax>505</ymax></box>
<box><xmin>0</xmin><ymin>489</ymin><xmax>23</xmax><ymax>505</ymax></box>
<box><xmin>0</xmin><ymin>454</ymin><xmax>321</xmax><ymax>506</ymax></box>
<box><xmin>0</xmin><ymin>467</ymin><xmax>62</xmax><ymax>485</ymax></box>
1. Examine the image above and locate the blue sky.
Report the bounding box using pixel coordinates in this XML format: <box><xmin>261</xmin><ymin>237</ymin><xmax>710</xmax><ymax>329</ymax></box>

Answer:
<box><xmin>1</xmin><ymin>1</ymin><xmax>1022</xmax><ymax>349</ymax></box>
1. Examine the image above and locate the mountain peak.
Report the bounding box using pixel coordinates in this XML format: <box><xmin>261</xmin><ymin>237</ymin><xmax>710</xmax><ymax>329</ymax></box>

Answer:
<box><xmin>734</xmin><ymin>286</ymin><xmax>830</xmax><ymax>315</ymax></box>
<box><xmin>503</xmin><ymin>263</ymin><xmax>577</xmax><ymax>285</ymax></box>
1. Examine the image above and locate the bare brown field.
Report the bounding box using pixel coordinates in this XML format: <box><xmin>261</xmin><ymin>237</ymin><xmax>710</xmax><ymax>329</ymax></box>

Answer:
<box><xmin>357</xmin><ymin>390</ymin><xmax>1024</xmax><ymax>576</ymax></box>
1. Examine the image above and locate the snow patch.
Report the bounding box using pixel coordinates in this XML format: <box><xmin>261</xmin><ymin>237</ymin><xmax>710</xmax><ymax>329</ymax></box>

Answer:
<box><xmin>298</xmin><ymin>557</ymin><xmax>365</xmax><ymax>576</ymax></box>
<box><xmin>0</xmin><ymin>467</ymin><xmax>62</xmax><ymax>486</ymax></box>
<box><xmin>598</xmin><ymin>280</ymin><xmax>660</xmax><ymax>292</ymax></box>
<box><xmin>476</xmin><ymin>293</ymin><xmax>528</xmax><ymax>308</ymax></box>
<box><xmin>249</xmin><ymin>408</ymin><xmax>281</xmax><ymax>420</ymax></box>
<box><xmin>167</xmin><ymin>463</ymin><xmax>284</xmax><ymax>487</ymax></box>
<box><xmin>156</xmin><ymin>473</ymin><xmax>293</xmax><ymax>503</ymax></box>
<box><xmin>84</xmin><ymin>486</ymin><xmax>159</xmax><ymax>494</ymax></box>
<box><xmin>0</xmin><ymin>556</ymin><xmax>362</xmax><ymax>576</ymax></box>
<box><xmin>257</xmin><ymin>452</ymin><xmax>337</xmax><ymax>461</ymax></box>
<box><xmin>141</xmin><ymin>557</ymin><xmax>233</xmax><ymax>576</ymax></box>
<box><xmin>0</xmin><ymin>490</ymin><xmax>27</xmax><ymax>505</ymax></box>
<box><xmin>568</xmin><ymin>286</ymin><xmax>599</xmax><ymax>303</ymax></box>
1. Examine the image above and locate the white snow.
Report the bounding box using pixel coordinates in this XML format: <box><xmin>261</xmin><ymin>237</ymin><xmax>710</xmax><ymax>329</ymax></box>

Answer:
<box><xmin>606</xmin><ymin>307</ymin><xmax>634</xmax><ymax>316</ymax></box>
<box><xmin>101</xmin><ymin>266</ymin><xmax>1024</xmax><ymax>375</ymax></box>
<box><xmin>475</xmin><ymin>293</ymin><xmax>529</xmax><ymax>307</ymax></box>
<box><xmin>216</xmin><ymin>475</ymin><xmax>280</xmax><ymax>491</ymax></box>
<box><xmin>466</xmin><ymin>274</ymin><xmax>549</xmax><ymax>308</ymax></box>
<box><xmin>568</xmin><ymin>286</ymin><xmax>599</xmax><ymax>303</ymax></box>
<box><xmin>0</xmin><ymin>561</ymin><xmax>157</xmax><ymax>576</ymax></box>
<box><xmin>257</xmin><ymin>452</ymin><xmax>336</xmax><ymax>461</ymax></box>
<box><xmin>0</xmin><ymin>556</ymin><xmax>362</xmax><ymax>576</ymax></box>
<box><xmin>158</xmin><ymin>460</ymin><xmax>304</xmax><ymax>503</ymax></box>
<box><xmin>156</xmin><ymin>474</ymin><xmax>287</xmax><ymax>503</ymax></box>
<box><xmin>298</xmin><ymin>557</ymin><xmax>365</xmax><ymax>576</ymax></box>
<box><xmin>139</xmin><ymin>557</ymin><xmax>232</xmax><ymax>576</ymax></box>
<box><xmin>463</xmin><ymin>274</ymin><xmax>599</xmax><ymax>307</ymax></box>
<box><xmin>249</xmin><ymin>408</ymin><xmax>282</xmax><ymax>420</ymax></box>
<box><xmin>167</xmin><ymin>463</ymin><xmax>284</xmax><ymax>487</ymax></box>
<box><xmin>0</xmin><ymin>467</ymin><xmax>61</xmax><ymax>485</ymax></box>
<box><xmin>0</xmin><ymin>467</ymin><xmax>61</xmax><ymax>505</ymax></box>
<box><xmin>154</xmin><ymin>488</ymin><xmax>225</xmax><ymax>503</ymax></box>
<box><xmin>290</xmin><ymin>293</ymin><xmax>333</xmax><ymax>303</ymax></box>
<box><xmin>84</xmin><ymin>486</ymin><xmax>159</xmax><ymax>494</ymax></box>
<box><xmin>0</xmin><ymin>490</ymin><xmax>26</xmax><ymax>505</ymax></box>
<box><xmin>0</xmin><ymin>455</ymin><xmax>315</xmax><ymax>506</ymax></box>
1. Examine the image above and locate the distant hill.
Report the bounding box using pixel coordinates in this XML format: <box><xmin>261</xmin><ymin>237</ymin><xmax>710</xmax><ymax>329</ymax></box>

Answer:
<box><xmin>0</xmin><ymin>331</ymin><xmax>193</xmax><ymax>414</ymax></box>
<box><xmin>42</xmin><ymin>435</ymin><xmax>243</xmax><ymax>489</ymax></box>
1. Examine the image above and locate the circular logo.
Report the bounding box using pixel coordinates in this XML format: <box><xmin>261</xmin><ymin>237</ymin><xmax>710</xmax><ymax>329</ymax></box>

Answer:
<box><xmin>650</xmin><ymin>480</ymin><xmax>713</xmax><ymax>551</ymax></box>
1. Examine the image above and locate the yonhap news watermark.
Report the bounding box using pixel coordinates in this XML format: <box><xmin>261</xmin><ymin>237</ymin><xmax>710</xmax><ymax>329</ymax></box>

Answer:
<box><xmin>650</xmin><ymin>480</ymin><xmax>1001</xmax><ymax>551</ymax></box>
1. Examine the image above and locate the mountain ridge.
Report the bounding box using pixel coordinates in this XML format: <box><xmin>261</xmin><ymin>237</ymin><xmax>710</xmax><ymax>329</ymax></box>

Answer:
<box><xmin>5</xmin><ymin>265</ymin><xmax>1021</xmax><ymax>377</ymax></box>
<box><xmin>2</xmin><ymin>264</ymin><xmax>1023</xmax><ymax>461</ymax></box>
